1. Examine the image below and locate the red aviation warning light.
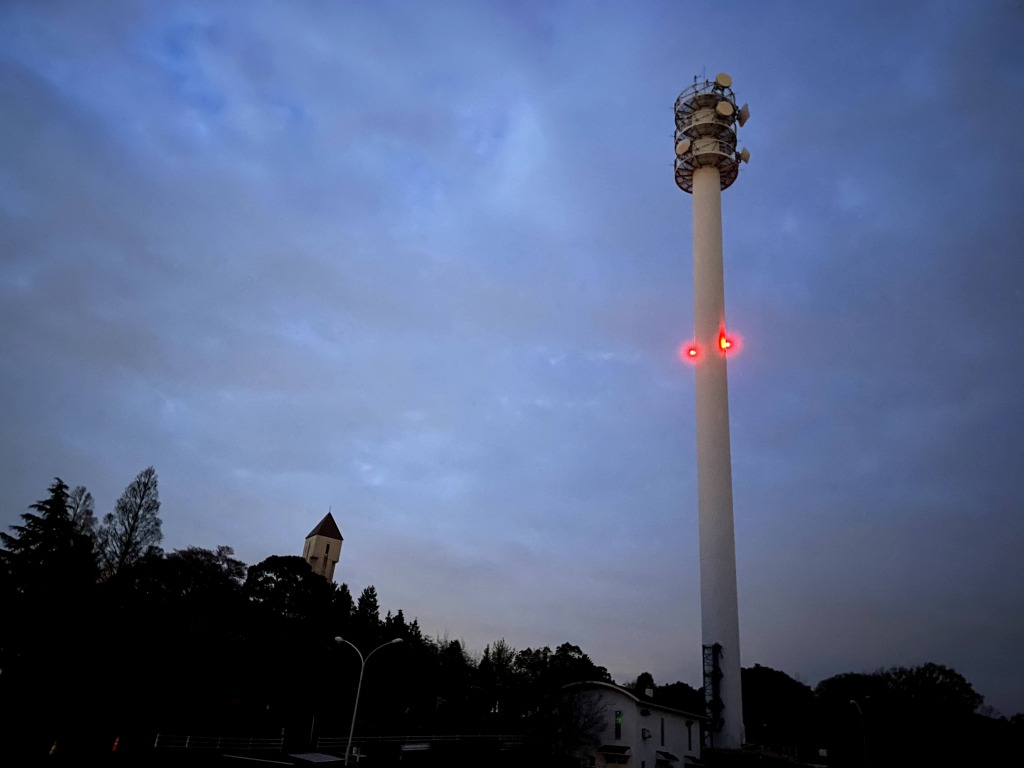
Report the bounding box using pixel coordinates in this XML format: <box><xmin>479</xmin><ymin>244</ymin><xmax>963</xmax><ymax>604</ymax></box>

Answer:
<box><xmin>679</xmin><ymin>341</ymin><xmax>701</xmax><ymax>364</ymax></box>
<box><xmin>679</xmin><ymin>331</ymin><xmax>742</xmax><ymax>364</ymax></box>
<box><xmin>718</xmin><ymin>328</ymin><xmax>742</xmax><ymax>355</ymax></box>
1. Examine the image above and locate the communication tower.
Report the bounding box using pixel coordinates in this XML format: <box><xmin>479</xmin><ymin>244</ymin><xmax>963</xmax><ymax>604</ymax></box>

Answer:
<box><xmin>674</xmin><ymin>72</ymin><xmax>750</xmax><ymax>751</ymax></box>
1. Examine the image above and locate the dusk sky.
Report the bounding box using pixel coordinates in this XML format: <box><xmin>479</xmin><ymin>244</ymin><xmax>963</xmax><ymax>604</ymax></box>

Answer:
<box><xmin>3</xmin><ymin>1</ymin><xmax>1023</xmax><ymax>716</ymax></box>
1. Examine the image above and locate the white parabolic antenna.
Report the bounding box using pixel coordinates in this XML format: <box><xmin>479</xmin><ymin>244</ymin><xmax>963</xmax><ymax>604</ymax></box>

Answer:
<box><xmin>715</xmin><ymin>72</ymin><xmax>732</xmax><ymax>88</ymax></box>
<box><xmin>738</xmin><ymin>104</ymin><xmax>750</xmax><ymax>127</ymax></box>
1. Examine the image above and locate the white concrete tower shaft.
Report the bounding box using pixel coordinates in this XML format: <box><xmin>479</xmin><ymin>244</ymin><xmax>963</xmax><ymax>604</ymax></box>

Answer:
<box><xmin>693</xmin><ymin>163</ymin><xmax>743</xmax><ymax>750</ymax></box>
<box><xmin>674</xmin><ymin>73</ymin><xmax>750</xmax><ymax>751</ymax></box>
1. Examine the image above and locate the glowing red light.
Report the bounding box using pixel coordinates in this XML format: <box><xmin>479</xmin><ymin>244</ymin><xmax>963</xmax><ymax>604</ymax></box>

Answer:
<box><xmin>680</xmin><ymin>331</ymin><xmax>744</xmax><ymax>363</ymax></box>
<box><xmin>678</xmin><ymin>341</ymin><xmax>701</xmax><ymax>364</ymax></box>
<box><xmin>718</xmin><ymin>326</ymin><xmax>743</xmax><ymax>355</ymax></box>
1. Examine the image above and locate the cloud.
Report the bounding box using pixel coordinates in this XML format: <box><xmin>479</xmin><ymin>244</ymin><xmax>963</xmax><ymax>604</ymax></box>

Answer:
<box><xmin>1</xmin><ymin>0</ymin><xmax>1023</xmax><ymax>716</ymax></box>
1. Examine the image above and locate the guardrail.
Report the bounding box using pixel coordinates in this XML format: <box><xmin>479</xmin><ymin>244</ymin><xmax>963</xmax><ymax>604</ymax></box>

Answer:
<box><xmin>316</xmin><ymin>733</ymin><xmax>526</xmax><ymax>750</ymax></box>
<box><xmin>153</xmin><ymin>734</ymin><xmax>286</xmax><ymax>751</ymax></box>
<box><xmin>153</xmin><ymin>732</ymin><xmax>525</xmax><ymax>753</ymax></box>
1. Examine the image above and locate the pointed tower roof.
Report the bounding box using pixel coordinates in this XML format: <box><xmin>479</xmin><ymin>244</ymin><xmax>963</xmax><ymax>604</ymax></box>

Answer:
<box><xmin>306</xmin><ymin>512</ymin><xmax>343</xmax><ymax>541</ymax></box>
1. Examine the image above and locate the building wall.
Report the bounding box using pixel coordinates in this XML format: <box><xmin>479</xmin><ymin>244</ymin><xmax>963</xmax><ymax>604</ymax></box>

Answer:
<box><xmin>303</xmin><ymin>533</ymin><xmax>341</xmax><ymax>581</ymax></box>
<box><xmin>571</xmin><ymin>683</ymin><xmax>701</xmax><ymax>768</ymax></box>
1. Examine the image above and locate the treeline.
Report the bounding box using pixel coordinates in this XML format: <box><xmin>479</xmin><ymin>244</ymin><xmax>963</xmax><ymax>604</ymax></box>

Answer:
<box><xmin>3</xmin><ymin>474</ymin><xmax>1022</xmax><ymax>766</ymax></box>
<box><xmin>737</xmin><ymin>662</ymin><xmax>1023</xmax><ymax>767</ymax></box>
<box><xmin>0</xmin><ymin>474</ymin><xmax>615</xmax><ymax>761</ymax></box>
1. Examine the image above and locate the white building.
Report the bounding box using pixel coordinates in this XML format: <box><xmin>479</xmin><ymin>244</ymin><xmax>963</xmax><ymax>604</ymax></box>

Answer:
<box><xmin>564</xmin><ymin>681</ymin><xmax>703</xmax><ymax>768</ymax></box>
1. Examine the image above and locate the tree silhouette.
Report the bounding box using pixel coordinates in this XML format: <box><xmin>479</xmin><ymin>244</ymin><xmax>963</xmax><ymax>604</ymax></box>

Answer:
<box><xmin>479</xmin><ymin>638</ymin><xmax>517</xmax><ymax>719</ymax></box>
<box><xmin>351</xmin><ymin>584</ymin><xmax>382</xmax><ymax>645</ymax></box>
<box><xmin>0</xmin><ymin>478</ymin><xmax>100</xmax><ymax>758</ymax></box>
<box><xmin>626</xmin><ymin>671</ymin><xmax>656</xmax><ymax>696</ymax></box>
<box><xmin>98</xmin><ymin>466</ymin><xmax>163</xmax><ymax>576</ymax></box>
<box><xmin>67</xmin><ymin>484</ymin><xmax>98</xmax><ymax>539</ymax></box>
<box><xmin>244</xmin><ymin>554</ymin><xmax>332</xmax><ymax>622</ymax></box>
<box><xmin>656</xmin><ymin>679</ymin><xmax>703</xmax><ymax>714</ymax></box>
<box><xmin>815</xmin><ymin>663</ymin><xmax>986</xmax><ymax>767</ymax></box>
<box><xmin>884</xmin><ymin>661</ymin><xmax>982</xmax><ymax>716</ymax></box>
<box><xmin>334</xmin><ymin>581</ymin><xmax>354</xmax><ymax>629</ymax></box>
<box><xmin>742</xmin><ymin>664</ymin><xmax>817</xmax><ymax>760</ymax></box>
<box><xmin>1</xmin><ymin>477</ymin><xmax>98</xmax><ymax>594</ymax></box>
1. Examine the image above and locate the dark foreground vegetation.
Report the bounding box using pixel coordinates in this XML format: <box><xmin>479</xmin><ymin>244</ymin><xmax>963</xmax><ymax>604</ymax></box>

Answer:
<box><xmin>2</xmin><ymin>475</ymin><xmax>1022</xmax><ymax>766</ymax></box>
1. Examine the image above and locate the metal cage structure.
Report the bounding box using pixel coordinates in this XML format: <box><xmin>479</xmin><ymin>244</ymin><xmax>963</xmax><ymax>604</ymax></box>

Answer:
<box><xmin>673</xmin><ymin>75</ymin><xmax>748</xmax><ymax>193</ymax></box>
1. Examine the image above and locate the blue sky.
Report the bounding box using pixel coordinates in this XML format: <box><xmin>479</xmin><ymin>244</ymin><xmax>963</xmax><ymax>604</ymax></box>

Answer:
<box><xmin>2</xmin><ymin>1</ymin><xmax>1023</xmax><ymax>716</ymax></box>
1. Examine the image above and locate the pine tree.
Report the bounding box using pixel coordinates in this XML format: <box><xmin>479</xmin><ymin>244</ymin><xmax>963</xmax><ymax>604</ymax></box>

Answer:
<box><xmin>351</xmin><ymin>585</ymin><xmax>382</xmax><ymax>644</ymax></box>
<box><xmin>0</xmin><ymin>478</ymin><xmax>99</xmax><ymax>758</ymax></box>
<box><xmin>1</xmin><ymin>477</ymin><xmax>97</xmax><ymax>593</ymax></box>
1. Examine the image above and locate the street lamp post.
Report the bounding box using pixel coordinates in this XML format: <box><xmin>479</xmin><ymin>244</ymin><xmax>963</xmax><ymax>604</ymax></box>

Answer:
<box><xmin>849</xmin><ymin>699</ymin><xmax>867</xmax><ymax>768</ymax></box>
<box><xmin>334</xmin><ymin>637</ymin><xmax>403</xmax><ymax>766</ymax></box>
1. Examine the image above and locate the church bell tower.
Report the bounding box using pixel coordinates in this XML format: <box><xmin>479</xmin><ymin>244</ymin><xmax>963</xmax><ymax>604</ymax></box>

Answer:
<box><xmin>303</xmin><ymin>511</ymin><xmax>344</xmax><ymax>581</ymax></box>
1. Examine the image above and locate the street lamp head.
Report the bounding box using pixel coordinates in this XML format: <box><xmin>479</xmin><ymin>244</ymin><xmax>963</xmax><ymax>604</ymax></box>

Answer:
<box><xmin>335</xmin><ymin>636</ymin><xmax>403</xmax><ymax>648</ymax></box>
